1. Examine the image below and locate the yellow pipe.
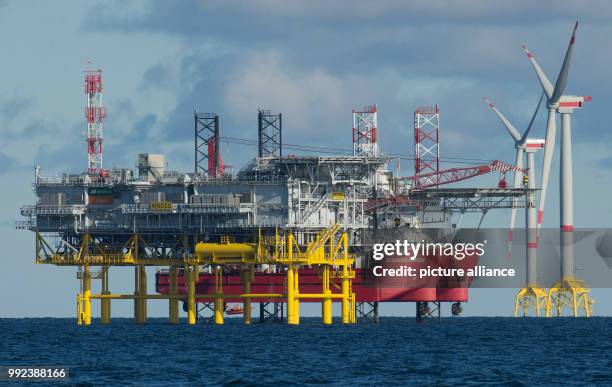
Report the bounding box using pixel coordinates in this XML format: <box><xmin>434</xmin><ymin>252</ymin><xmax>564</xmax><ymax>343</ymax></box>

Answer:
<box><xmin>90</xmin><ymin>293</ymin><xmax>285</xmax><ymax>300</ymax></box>
<box><xmin>214</xmin><ymin>266</ymin><xmax>224</xmax><ymax>325</ymax></box>
<box><xmin>100</xmin><ymin>266</ymin><xmax>111</xmax><ymax>324</ymax></box>
<box><xmin>243</xmin><ymin>267</ymin><xmax>252</xmax><ymax>325</ymax></box>
<box><xmin>195</xmin><ymin>243</ymin><xmax>257</xmax><ymax>260</ymax></box>
<box><xmin>235</xmin><ymin>293</ymin><xmax>284</xmax><ymax>298</ymax></box>
<box><xmin>83</xmin><ymin>266</ymin><xmax>91</xmax><ymax>325</ymax></box>
<box><xmin>187</xmin><ymin>266</ymin><xmax>196</xmax><ymax>325</ymax></box>
<box><xmin>297</xmin><ymin>294</ymin><xmax>346</xmax><ymax>299</ymax></box>
<box><xmin>169</xmin><ymin>266</ymin><xmax>179</xmax><ymax>324</ymax></box>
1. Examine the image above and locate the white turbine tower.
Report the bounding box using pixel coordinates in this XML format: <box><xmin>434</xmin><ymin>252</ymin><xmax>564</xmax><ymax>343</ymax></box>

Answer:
<box><xmin>483</xmin><ymin>95</ymin><xmax>547</xmax><ymax>316</ymax></box>
<box><xmin>522</xmin><ymin>21</ymin><xmax>592</xmax><ymax>317</ymax></box>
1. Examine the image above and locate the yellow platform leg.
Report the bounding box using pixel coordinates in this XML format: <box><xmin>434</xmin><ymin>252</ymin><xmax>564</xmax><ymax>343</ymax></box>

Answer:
<box><xmin>514</xmin><ymin>286</ymin><xmax>548</xmax><ymax>317</ymax></box>
<box><xmin>214</xmin><ymin>266</ymin><xmax>224</xmax><ymax>325</ymax></box>
<box><xmin>139</xmin><ymin>266</ymin><xmax>147</xmax><ymax>324</ymax></box>
<box><xmin>169</xmin><ymin>266</ymin><xmax>179</xmax><ymax>324</ymax></box>
<box><xmin>100</xmin><ymin>266</ymin><xmax>111</xmax><ymax>324</ymax></box>
<box><xmin>187</xmin><ymin>266</ymin><xmax>197</xmax><ymax>325</ymax></box>
<box><xmin>133</xmin><ymin>266</ymin><xmax>140</xmax><ymax>323</ymax></box>
<box><xmin>349</xmin><ymin>292</ymin><xmax>357</xmax><ymax>324</ymax></box>
<box><xmin>77</xmin><ymin>293</ymin><xmax>83</xmax><ymax>325</ymax></box>
<box><xmin>82</xmin><ymin>265</ymin><xmax>91</xmax><ymax>326</ymax></box>
<box><xmin>322</xmin><ymin>265</ymin><xmax>332</xmax><ymax>325</ymax></box>
<box><xmin>134</xmin><ymin>266</ymin><xmax>147</xmax><ymax>324</ymax></box>
<box><xmin>287</xmin><ymin>264</ymin><xmax>297</xmax><ymax>324</ymax></box>
<box><xmin>341</xmin><ymin>277</ymin><xmax>350</xmax><ymax>324</ymax></box>
<box><xmin>546</xmin><ymin>278</ymin><xmax>593</xmax><ymax>317</ymax></box>
<box><xmin>286</xmin><ymin>233</ymin><xmax>299</xmax><ymax>325</ymax></box>
<box><xmin>243</xmin><ymin>267</ymin><xmax>252</xmax><ymax>325</ymax></box>
<box><xmin>294</xmin><ymin>268</ymin><xmax>300</xmax><ymax>324</ymax></box>
<box><xmin>341</xmin><ymin>235</ymin><xmax>350</xmax><ymax>324</ymax></box>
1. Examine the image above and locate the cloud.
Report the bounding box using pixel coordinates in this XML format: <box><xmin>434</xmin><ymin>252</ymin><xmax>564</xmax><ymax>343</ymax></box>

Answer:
<box><xmin>90</xmin><ymin>1</ymin><xmax>612</xmax><ymax>37</ymax></box>
<box><xmin>140</xmin><ymin>63</ymin><xmax>175</xmax><ymax>90</ymax></box>
<box><xmin>598</xmin><ymin>156</ymin><xmax>612</xmax><ymax>169</ymax></box>
<box><xmin>0</xmin><ymin>152</ymin><xmax>17</xmax><ymax>175</ymax></box>
<box><xmin>0</xmin><ymin>97</ymin><xmax>32</xmax><ymax>121</ymax></box>
<box><xmin>70</xmin><ymin>1</ymin><xmax>612</xmax><ymax>173</ymax></box>
<box><xmin>223</xmin><ymin>52</ymin><xmax>345</xmax><ymax>135</ymax></box>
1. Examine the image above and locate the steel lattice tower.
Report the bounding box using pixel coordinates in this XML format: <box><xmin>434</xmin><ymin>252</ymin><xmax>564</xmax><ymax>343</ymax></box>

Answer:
<box><xmin>258</xmin><ymin>110</ymin><xmax>282</xmax><ymax>157</ymax></box>
<box><xmin>195</xmin><ymin>111</ymin><xmax>220</xmax><ymax>178</ymax></box>
<box><xmin>84</xmin><ymin>69</ymin><xmax>106</xmax><ymax>174</ymax></box>
<box><xmin>352</xmin><ymin>105</ymin><xmax>378</xmax><ymax>157</ymax></box>
<box><xmin>414</xmin><ymin>105</ymin><xmax>440</xmax><ymax>186</ymax></box>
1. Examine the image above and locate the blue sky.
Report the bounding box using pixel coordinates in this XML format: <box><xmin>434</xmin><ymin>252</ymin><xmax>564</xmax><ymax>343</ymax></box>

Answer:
<box><xmin>1</xmin><ymin>0</ymin><xmax>612</xmax><ymax>317</ymax></box>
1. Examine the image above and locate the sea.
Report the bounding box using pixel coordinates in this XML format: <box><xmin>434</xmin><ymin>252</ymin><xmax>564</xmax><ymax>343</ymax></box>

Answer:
<box><xmin>1</xmin><ymin>317</ymin><xmax>610</xmax><ymax>386</ymax></box>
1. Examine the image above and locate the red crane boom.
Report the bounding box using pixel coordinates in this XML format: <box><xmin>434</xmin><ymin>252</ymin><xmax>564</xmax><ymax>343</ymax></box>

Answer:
<box><xmin>402</xmin><ymin>160</ymin><xmax>523</xmax><ymax>190</ymax></box>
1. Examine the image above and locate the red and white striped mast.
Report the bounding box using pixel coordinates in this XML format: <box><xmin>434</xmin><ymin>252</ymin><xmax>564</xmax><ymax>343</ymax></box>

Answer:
<box><xmin>414</xmin><ymin>105</ymin><xmax>440</xmax><ymax>187</ymax></box>
<box><xmin>84</xmin><ymin>68</ymin><xmax>106</xmax><ymax>174</ymax></box>
<box><xmin>352</xmin><ymin>105</ymin><xmax>379</xmax><ymax>157</ymax></box>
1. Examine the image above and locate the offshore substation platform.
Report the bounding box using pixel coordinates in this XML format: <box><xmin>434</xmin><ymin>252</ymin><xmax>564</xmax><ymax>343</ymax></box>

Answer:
<box><xmin>17</xmin><ymin>70</ymin><xmax>536</xmax><ymax>325</ymax></box>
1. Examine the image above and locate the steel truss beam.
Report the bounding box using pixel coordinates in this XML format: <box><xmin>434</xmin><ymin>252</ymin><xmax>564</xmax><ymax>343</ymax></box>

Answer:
<box><xmin>258</xmin><ymin>110</ymin><xmax>282</xmax><ymax>157</ymax></box>
<box><xmin>195</xmin><ymin>111</ymin><xmax>220</xmax><ymax>178</ymax></box>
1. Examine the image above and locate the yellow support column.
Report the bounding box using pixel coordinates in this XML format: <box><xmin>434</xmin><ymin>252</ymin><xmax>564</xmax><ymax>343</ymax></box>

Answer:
<box><xmin>294</xmin><ymin>268</ymin><xmax>300</xmax><ymax>324</ymax></box>
<box><xmin>322</xmin><ymin>265</ymin><xmax>332</xmax><ymax>325</ymax></box>
<box><xmin>133</xmin><ymin>266</ymin><xmax>140</xmax><ymax>323</ymax></box>
<box><xmin>169</xmin><ymin>266</ymin><xmax>179</xmax><ymax>324</ymax></box>
<box><xmin>287</xmin><ymin>264</ymin><xmax>296</xmax><ymax>325</ymax></box>
<box><xmin>100</xmin><ymin>266</ymin><xmax>111</xmax><ymax>324</ymax></box>
<box><xmin>214</xmin><ymin>266</ymin><xmax>224</xmax><ymax>325</ymax></box>
<box><xmin>82</xmin><ymin>265</ymin><xmax>92</xmax><ymax>326</ymax></box>
<box><xmin>350</xmin><ymin>292</ymin><xmax>357</xmax><ymax>324</ymax></box>
<box><xmin>243</xmin><ymin>266</ymin><xmax>252</xmax><ymax>325</ymax></box>
<box><xmin>139</xmin><ymin>266</ymin><xmax>147</xmax><ymax>324</ymax></box>
<box><xmin>77</xmin><ymin>293</ymin><xmax>82</xmax><ymax>325</ymax></box>
<box><xmin>286</xmin><ymin>233</ymin><xmax>297</xmax><ymax>325</ymax></box>
<box><xmin>341</xmin><ymin>234</ymin><xmax>350</xmax><ymax>324</ymax></box>
<box><xmin>341</xmin><ymin>274</ymin><xmax>350</xmax><ymax>324</ymax></box>
<box><xmin>187</xmin><ymin>266</ymin><xmax>196</xmax><ymax>325</ymax></box>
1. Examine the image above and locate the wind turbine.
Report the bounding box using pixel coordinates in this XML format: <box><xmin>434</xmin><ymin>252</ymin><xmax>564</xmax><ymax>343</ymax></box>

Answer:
<box><xmin>522</xmin><ymin>21</ymin><xmax>592</xmax><ymax>316</ymax></box>
<box><xmin>483</xmin><ymin>96</ymin><xmax>547</xmax><ymax>316</ymax></box>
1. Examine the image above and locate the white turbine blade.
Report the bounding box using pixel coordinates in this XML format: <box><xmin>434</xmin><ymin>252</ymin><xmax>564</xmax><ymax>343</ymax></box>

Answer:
<box><xmin>483</xmin><ymin>97</ymin><xmax>521</xmax><ymax>142</ymax></box>
<box><xmin>522</xmin><ymin>44</ymin><xmax>554</xmax><ymax>99</ymax></box>
<box><xmin>551</xmin><ymin>21</ymin><xmax>579</xmax><ymax>104</ymax></box>
<box><xmin>520</xmin><ymin>92</ymin><xmax>545</xmax><ymax>144</ymax></box>
<box><xmin>537</xmin><ymin>109</ymin><xmax>557</xmax><ymax>231</ymax></box>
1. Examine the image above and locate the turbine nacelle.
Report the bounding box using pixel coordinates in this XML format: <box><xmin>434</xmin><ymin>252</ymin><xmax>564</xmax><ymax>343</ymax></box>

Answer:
<box><xmin>523</xmin><ymin>138</ymin><xmax>545</xmax><ymax>153</ymax></box>
<box><xmin>556</xmin><ymin>95</ymin><xmax>592</xmax><ymax>113</ymax></box>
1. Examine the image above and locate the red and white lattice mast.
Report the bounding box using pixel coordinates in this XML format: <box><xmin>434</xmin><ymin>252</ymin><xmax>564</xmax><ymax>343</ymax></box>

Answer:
<box><xmin>414</xmin><ymin>105</ymin><xmax>440</xmax><ymax>187</ymax></box>
<box><xmin>84</xmin><ymin>69</ymin><xmax>106</xmax><ymax>174</ymax></box>
<box><xmin>352</xmin><ymin>105</ymin><xmax>378</xmax><ymax>157</ymax></box>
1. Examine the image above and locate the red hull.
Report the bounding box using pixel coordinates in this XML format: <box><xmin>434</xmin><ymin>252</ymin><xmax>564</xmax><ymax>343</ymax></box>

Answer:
<box><xmin>155</xmin><ymin>268</ymin><xmax>468</xmax><ymax>303</ymax></box>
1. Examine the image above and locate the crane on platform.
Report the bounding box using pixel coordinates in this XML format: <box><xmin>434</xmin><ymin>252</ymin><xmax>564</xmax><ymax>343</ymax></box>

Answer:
<box><xmin>364</xmin><ymin>160</ymin><xmax>525</xmax><ymax>214</ymax></box>
<box><xmin>400</xmin><ymin>159</ymin><xmax>524</xmax><ymax>190</ymax></box>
